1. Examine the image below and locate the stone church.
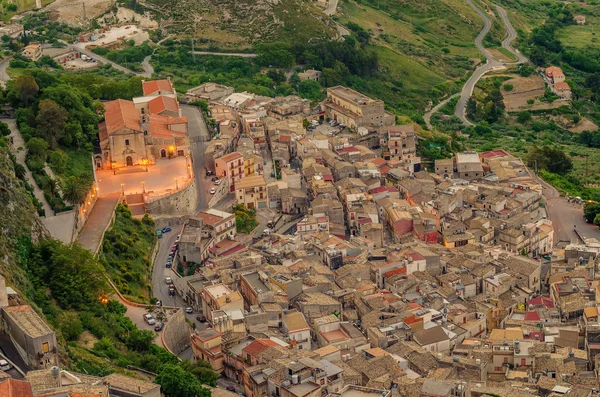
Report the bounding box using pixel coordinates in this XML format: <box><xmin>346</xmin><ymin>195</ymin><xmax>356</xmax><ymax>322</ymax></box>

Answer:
<box><xmin>96</xmin><ymin>78</ymin><xmax>189</xmax><ymax>170</ymax></box>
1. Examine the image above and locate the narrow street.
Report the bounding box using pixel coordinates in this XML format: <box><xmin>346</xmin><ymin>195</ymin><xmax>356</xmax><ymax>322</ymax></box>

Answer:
<box><xmin>180</xmin><ymin>105</ymin><xmax>214</xmax><ymax>213</ymax></box>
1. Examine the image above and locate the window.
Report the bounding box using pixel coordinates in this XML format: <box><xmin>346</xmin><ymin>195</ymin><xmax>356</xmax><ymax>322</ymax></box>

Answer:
<box><xmin>125</xmin><ymin>139</ymin><xmax>130</xmax><ymax>146</ymax></box>
<box><xmin>43</xmin><ymin>342</ymin><xmax>49</xmax><ymax>353</ymax></box>
<box><xmin>504</xmin><ymin>357</ymin><xmax>508</xmax><ymax>364</ymax></box>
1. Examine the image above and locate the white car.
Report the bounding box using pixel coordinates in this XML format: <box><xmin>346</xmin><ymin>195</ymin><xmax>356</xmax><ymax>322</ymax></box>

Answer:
<box><xmin>165</xmin><ymin>277</ymin><xmax>172</xmax><ymax>285</ymax></box>
<box><xmin>214</xmin><ymin>179</ymin><xmax>222</xmax><ymax>186</ymax></box>
<box><xmin>0</xmin><ymin>359</ymin><xmax>10</xmax><ymax>371</ymax></box>
<box><xmin>143</xmin><ymin>314</ymin><xmax>156</xmax><ymax>325</ymax></box>
<box><xmin>210</xmin><ymin>187</ymin><xmax>216</xmax><ymax>194</ymax></box>
<box><xmin>185</xmin><ymin>307</ymin><xmax>193</xmax><ymax>314</ymax></box>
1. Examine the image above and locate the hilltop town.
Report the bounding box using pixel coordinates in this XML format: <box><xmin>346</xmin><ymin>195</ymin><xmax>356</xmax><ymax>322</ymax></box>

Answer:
<box><xmin>1</xmin><ymin>0</ymin><xmax>600</xmax><ymax>396</ymax></box>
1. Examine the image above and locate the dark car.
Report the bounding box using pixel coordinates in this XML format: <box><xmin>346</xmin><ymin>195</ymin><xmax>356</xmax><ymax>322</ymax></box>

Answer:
<box><xmin>162</xmin><ymin>227</ymin><xmax>172</xmax><ymax>233</ymax></box>
<box><xmin>196</xmin><ymin>315</ymin><xmax>207</xmax><ymax>322</ymax></box>
<box><xmin>154</xmin><ymin>322</ymin><xmax>164</xmax><ymax>332</ymax></box>
<box><xmin>168</xmin><ymin>288</ymin><xmax>175</xmax><ymax>296</ymax></box>
<box><xmin>166</xmin><ymin>263</ymin><xmax>172</xmax><ymax>268</ymax></box>
<box><xmin>211</xmin><ymin>176</ymin><xmax>218</xmax><ymax>182</ymax></box>
<box><xmin>226</xmin><ymin>386</ymin><xmax>236</xmax><ymax>392</ymax></box>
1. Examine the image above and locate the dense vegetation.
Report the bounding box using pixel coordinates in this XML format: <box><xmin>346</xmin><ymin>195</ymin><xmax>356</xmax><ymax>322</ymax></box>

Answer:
<box><xmin>235</xmin><ymin>203</ymin><xmax>258</xmax><ymax>234</ymax></box>
<box><xmin>101</xmin><ymin>204</ymin><xmax>157</xmax><ymax>303</ymax></box>
<box><xmin>15</xmin><ymin>236</ymin><xmax>217</xmax><ymax>395</ymax></box>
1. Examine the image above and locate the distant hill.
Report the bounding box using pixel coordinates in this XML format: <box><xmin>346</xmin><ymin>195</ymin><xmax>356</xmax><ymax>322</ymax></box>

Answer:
<box><xmin>119</xmin><ymin>0</ymin><xmax>337</xmax><ymax>46</ymax></box>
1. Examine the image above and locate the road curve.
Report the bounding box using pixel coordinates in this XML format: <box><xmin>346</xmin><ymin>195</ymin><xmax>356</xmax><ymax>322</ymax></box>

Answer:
<box><xmin>424</xmin><ymin>93</ymin><xmax>460</xmax><ymax>130</ymax></box>
<box><xmin>453</xmin><ymin>1</ymin><xmax>526</xmax><ymax>126</ymax></box>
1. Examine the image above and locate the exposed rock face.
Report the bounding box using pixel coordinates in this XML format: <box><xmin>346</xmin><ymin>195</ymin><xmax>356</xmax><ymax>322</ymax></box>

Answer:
<box><xmin>0</xmin><ymin>147</ymin><xmax>47</xmax><ymax>288</ymax></box>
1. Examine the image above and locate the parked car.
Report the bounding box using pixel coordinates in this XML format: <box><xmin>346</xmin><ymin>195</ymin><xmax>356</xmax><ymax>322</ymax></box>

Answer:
<box><xmin>214</xmin><ymin>179</ymin><xmax>222</xmax><ymax>186</ymax></box>
<box><xmin>185</xmin><ymin>307</ymin><xmax>193</xmax><ymax>314</ymax></box>
<box><xmin>156</xmin><ymin>230</ymin><xmax>163</xmax><ymax>239</ymax></box>
<box><xmin>196</xmin><ymin>315</ymin><xmax>207</xmax><ymax>322</ymax></box>
<box><xmin>154</xmin><ymin>322</ymin><xmax>164</xmax><ymax>332</ymax></box>
<box><xmin>165</xmin><ymin>277</ymin><xmax>173</xmax><ymax>285</ymax></box>
<box><xmin>210</xmin><ymin>188</ymin><xmax>216</xmax><ymax>194</ymax></box>
<box><xmin>155</xmin><ymin>300</ymin><xmax>162</xmax><ymax>307</ymax></box>
<box><xmin>0</xmin><ymin>359</ymin><xmax>10</xmax><ymax>371</ymax></box>
<box><xmin>168</xmin><ymin>288</ymin><xmax>175</xmax><ymax>296</ymax></box>
<box><xmin>226</xmin><ymin>386</ymin><xmax>236</xmax><ymax>392</ymax></box>
<box><xmin>162</xmin><ymin>227</ymin><xmax>172</xmax><ymax>233</ymax></box>
<box><xmin>543</xmin><ymin>254</ymin><xmax>552</xmax><ymax>260</ymax></box>
<box><xmin>206</xmin><ymin>170</ymin><xmax>213</xmax><ymax>176</ymax></box>
<box><xmin>176</xmin><ymin>234</ymin><xmax>181</xmax><ymax>241</ymax></box>
<box><xmin>211</xmin><ymin>177</ymin><xmax>218</xmax><ymax>182</ymax></box>
<box><xmin>143</xmin><ymin>314</ymin><xmax>156</xmax><ymax>325</ymax></box>
<box><xmin>165</xmin><ymin>262</ymin><xmax>172</xmax><ymax>268</ymax></box>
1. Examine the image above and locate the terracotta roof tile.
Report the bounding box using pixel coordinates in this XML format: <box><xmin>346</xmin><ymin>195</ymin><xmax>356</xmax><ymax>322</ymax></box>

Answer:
<box><xmin>103</xmin><ymin>99</ymin><xmax>141</xmax><ymax>135</ymax></box>
<box><xmin>142</xmin><ymin>79</ymin><xmax>174</xmax><ymax>96</ymax></box>
<box><xmin>0</xmin><ymin>379</ymin><xmax>34</xmax><ymax>397</ymax></box>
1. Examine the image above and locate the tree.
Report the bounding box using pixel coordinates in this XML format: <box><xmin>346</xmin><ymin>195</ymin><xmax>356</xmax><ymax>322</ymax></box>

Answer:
<box><xmin>49</xmin><ymin>151</ymin><xmax>68</xmax><ymax>173</ymax></box>
<box><xmin>516</xmin><ymin>111</ymin><xmax>532</xmax><ymax>124</ymax></box>
<box><xmin>155</xmin><ymin>364</ymin><xmax>211</xmax><ymax>397</ymax></box>
<box><xmin>180</xmin><ymin>360</ymin><xmax>219</xmax><ymax>386</ymax></box>
<box><xmin>0</xmin><ymin>121</ymin><xmax>10</xmax><ymax>137</ymax></box>
<box><xmin>62</xmin><ymin>176</ymin><xmax>88</xmax><ymax>205</ymax></box>
<box><xmin>57</xmin><ymin>311</ymin><xmax>83</xmax><ymax>341</ymax></box>
<box><xmin>26</xmin><ymin>137</ymin><xmax>48</xmax><ymax>159</ymax></box>
<box><xmin>126</xmin><ymin>329</ymin><xmax>154</xmax><ymax>351</ymax></box>
<box><xmin>466</xmin><ymin>97</ymin><xmax>478</xmax><ymax>120</ymax></box>
<box><xmin>302</xmin><ymin>118</ymin><xmax>311</xmax><ymax>130</ymax></box>
<box><xmin>594</xmin><ymin>213</ymin><xmax>600</xmax><ymax>227</ymax></box>
<box><xmin>36</xmin><ymin>99</ymin><xmax>68</xmax><ymax>149</ymax></box>
<box><xmin>527</xmin><ymin>146</ymin><xmax>573</xmax><ymax>175</ymax></box>
<box><xmin>297</xmin><ymin>80</ymin><xmax>324</xmax><ymax>102</ymax></box>
<box><xmin>14</xmin><ymin>75</ymin><xmax>39</xmax><ymax>106</ymax></box>
<box><xmin>584</xmin><ymin>202</ymin><xmax>600</xmax><ymax>223</ymax></box>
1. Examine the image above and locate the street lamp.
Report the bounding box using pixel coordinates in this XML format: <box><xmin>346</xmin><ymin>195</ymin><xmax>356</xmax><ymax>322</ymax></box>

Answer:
<box><xmin>142</xmin><ymin>157</ymin><xmax>148</xmax><ymax>172</ymax></box>
<box><xmin>175</xmin><ymin>177</ymin><xmax>179</xmax><ymax>190</ymax></box>
<box><xmin>141</xmin><ymin>181</ymin><xmax>145</xmax><ymax>194</ymax></box>
<box><xmin>111</xmin><ymin>161</ymin><xmax>117</xmax><ymax>175</ymax></box>
<box><xmin>120</xmin><ymin>183</ymin><xmax>125</xmax><ymax>195</ymax></box>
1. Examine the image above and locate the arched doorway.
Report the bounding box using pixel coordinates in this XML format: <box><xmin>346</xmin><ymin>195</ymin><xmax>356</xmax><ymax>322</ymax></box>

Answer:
<box><xmin>160</xmin><ymin>149</ymin><xmax>167</xmax><ymax>158</ymax></box>
<box><xmin>94</xmin><ymin>156</ymin><xmax>102</xmax><ymax>169</ymax></box>
<box><xmin>126</xmin><ymin>156</ymin><xmax>133</xmax><ymax>166</ymax></box>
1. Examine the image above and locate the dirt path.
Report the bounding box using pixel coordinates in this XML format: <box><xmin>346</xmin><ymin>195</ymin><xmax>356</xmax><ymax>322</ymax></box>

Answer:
<box><xmin>424</xmin><ymin>93</ymin><xmax>459</xmax><ymax>130</ymax></box>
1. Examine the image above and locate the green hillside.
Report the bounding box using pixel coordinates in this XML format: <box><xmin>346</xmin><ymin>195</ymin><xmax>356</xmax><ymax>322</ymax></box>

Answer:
<box><xmin>120</xmin><ymin>0</ymin><xmax>336</xmax><ymax>47</ymax></box>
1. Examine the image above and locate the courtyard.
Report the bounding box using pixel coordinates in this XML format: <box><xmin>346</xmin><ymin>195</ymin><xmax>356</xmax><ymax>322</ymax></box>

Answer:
<box><xmin>97</xmin><ymin>156</ymin><xmax>192</xmax><ymax>197</ymax></box>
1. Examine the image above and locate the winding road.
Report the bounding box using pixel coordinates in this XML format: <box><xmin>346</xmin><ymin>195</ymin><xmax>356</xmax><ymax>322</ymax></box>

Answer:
<box><xmin>451</xmin><ymin>1</ymin><xmax>526</xmax><ymax>126</ymax></box>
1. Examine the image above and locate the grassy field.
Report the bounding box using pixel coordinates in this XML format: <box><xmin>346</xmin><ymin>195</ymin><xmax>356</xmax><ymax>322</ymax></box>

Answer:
<box><xmin>557</xmin><ymin>18</ymin><xmax>600</xmax><ymax>49</ymax></box>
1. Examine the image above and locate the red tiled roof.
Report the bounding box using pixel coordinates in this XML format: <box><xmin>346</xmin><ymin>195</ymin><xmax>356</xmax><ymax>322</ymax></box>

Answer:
<box><xmin>0</xmin><ymin>379</ymin><xmax>34</xmax><ymax>397</ymax></box>
<box><xmin>148</xmin><ymin>95</ymin><xmax>179</xmax><ymax>115</ymax></box>
<box><xmin>104</xmin><ymin>99</ymin><xmax>141</xmax><ymax>135</ymax></box>
<box><xmin>321</xmin><ymin>329</ymin><xmax>349</xmax><ymax>343</ymax></box>
<box><xmin>384</xmin><ymin>267</ymin><xmax>406</xmax><ymax>278</ymax></box>
<box><xmin>220</xmin><ymin>152</ymin><xmax>243</xmax><ymax>163</ymax></box>
<box><xmin>528</xmin><ymin>296</ymin><xmax>554</xmax><ymax>308</ymax></box>
<box><xmin>148</xmin><ymin>114</ymin><xmax>187</xmax><ymax>138</ymax></box>
<box><xmin>524</xmin><ymin>311</ymin><xmax>541</xmax><ymax>322</ymax></box>
<box><xmin>524</xmin><ymin>331</ymin><xmax>544</xmax><ymax>341</ymax></box>
<box><xmin>279</xmin><ymin>135</ymin><xmax>291</xmax><ymax>143</ymax></box>
<box><xmin>379</xmin><ymin>165</ymin><xmax>392</xmax><ymax>176</ymax></box>
<box><xmin>242</xmin><ymin>339</ymin><xmax>279</xmax><ymax>357</ymax></box>
<box><xmin>406</xmin><ymin>251</ymin><xmax>425</xmax><ymax>261</ymax></box>
<box><xmin>323</xmin><ymin>175</ymin><xmax>334</xmax><ymax>181</ymax></box>
<box><xmin>337</xmin><ymin>146</ymin><xmax>359</xmax><ymax>154</ymax></box>
<box><xmin>480</xmin><ymin>150</ymin><xmax>508</xmax><ymax>159</ymax></box>
<box><xmin>554</xmin><ymin>81</ymin><xmax>570</xmax><ymax>91</ymax></box>
<box><xmin>372</xmin><ymin>158</ymin><xmax>387</xmax><ymax>167</ymax></box>
<box><xmin>142</xmin><ymin>79</ymin><xmax>174</xmax><ymax>96</ymax></box>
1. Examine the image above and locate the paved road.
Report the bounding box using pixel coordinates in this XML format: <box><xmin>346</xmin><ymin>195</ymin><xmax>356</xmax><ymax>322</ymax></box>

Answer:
<box><xmin>180</xmin><ymin>105</ymin><xmax>214</xmax><ymax>213</ymax></box>
<box><xmin>496</xmin><ymin>5</ymin><xmax>528</xmax><ymax>64</ymax></box>
<box><xmin>7</xmin><ymin>119</ymin><xmax>54</xmax><ymax>217</ymax></box>
<box><xmin>191</xmin><ymin>51</ymin><xmax>257</xmax><ymax>58</ymax></box>
<box><xmin>539</xmin><ymin>177</ymin><xmax>600</xmax><ymax>244</ymax></box>
<box><xmin>70</xmin><ymin>43</ymin><xmax>142</xmax><ymax>76</ymax></box>
<box><xmin>141</xmin><ymin>55</ymin><xmax>154</xmax><ymax>77</ymax></box>
<box><xmin>454</xmin><ymin>1</ymin><xmax>526</xmax><ymax>125</ymax></box>
<box><xmin>150</xmin><ymin>228</ymin><xmax>209</xmax><ymax>334</ymax></box>
<box><xmin>424</xmin><ymin>93</ymin><xmax>460</xmax><ymax>130</ymax></box>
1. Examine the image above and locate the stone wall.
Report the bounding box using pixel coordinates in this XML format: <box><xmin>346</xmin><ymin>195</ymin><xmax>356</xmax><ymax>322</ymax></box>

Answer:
<box><xmin>146</xmin><ymin>179</ymin><xmax>198</xmax><ymax>215</ymax></box>
<box><xmin>162</xmin><ymin>309</ymin><xmax>191</xmax><ymax>354</ymax></box>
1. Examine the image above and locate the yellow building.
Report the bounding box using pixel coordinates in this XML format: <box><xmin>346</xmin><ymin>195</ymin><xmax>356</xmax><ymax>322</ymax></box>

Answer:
<box><xmin>235</xmin><ymin>175</ymin><xmax>267</xmax><ymax>209</ymax></box>
<box><xmin>190</xmin><ymin>328</ymin><xmax>223</xmax><ymax>371</ymax></box>
<box><xmin>324</xmin><ymin>86</ymin><xmax>395</xmax><ymax>129</ymax></box>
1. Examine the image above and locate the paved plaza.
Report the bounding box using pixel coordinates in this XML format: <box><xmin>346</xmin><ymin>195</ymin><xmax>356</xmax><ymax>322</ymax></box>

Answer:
<box><xmin>97</xmin><ymin>157</ymin><xmax>192</xmax><ymax>197</ymax></box>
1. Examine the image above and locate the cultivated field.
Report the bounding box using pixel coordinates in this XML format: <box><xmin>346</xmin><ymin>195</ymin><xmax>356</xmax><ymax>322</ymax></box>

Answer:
<box><xmin>44</xmin><ymin>0</ymin><xmax>111</xmax><ymax>26</ymax></box>
<box><xmin>501</xmin><ymin>74</ymin><xmax>564</xmax><ymax>112</ymax></box>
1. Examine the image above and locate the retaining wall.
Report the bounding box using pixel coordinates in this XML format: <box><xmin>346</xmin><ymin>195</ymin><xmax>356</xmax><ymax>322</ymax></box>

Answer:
<box><xmin>146</xmin><ymin>179</ymin><xmax>198</xmax><ymax>215</ymax></box>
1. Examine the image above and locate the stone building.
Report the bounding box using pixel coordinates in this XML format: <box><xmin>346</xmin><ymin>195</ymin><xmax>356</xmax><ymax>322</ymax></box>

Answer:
<box><xmin>324</xmin><ymin>86</ymin><xmax>395</xmax><ymax>129</ymax></box>
<box><xmin>97</xmin><ymin>79</ymin><xmax>189</xmax><ymax>170</ymax></box>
